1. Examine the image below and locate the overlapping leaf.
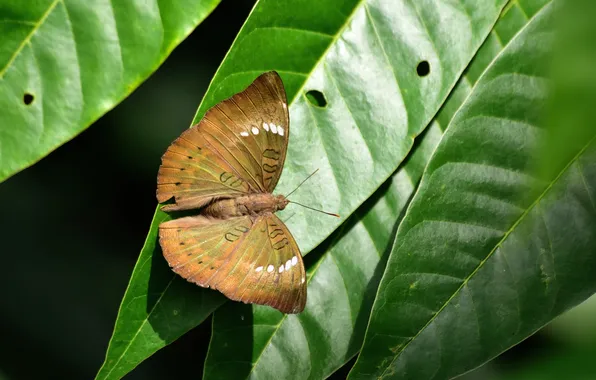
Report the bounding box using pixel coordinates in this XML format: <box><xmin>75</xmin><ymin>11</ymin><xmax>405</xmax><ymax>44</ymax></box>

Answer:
<box><xmin>351</xmin><ymin>3</ymin><xmax>596</xmax><ymax>379</ymax></box>
<box><xmin>202</xmin><ymin>1</ymin><xmax>548</xmax><ymax>378</ymax></box>
<box><xmin>100</xmin><ymin>0</ymin><xmax>511</xmax><ymax>378</ymax></box>
<box><xmin>0</xmin><ymin>0</ymin><xmax>220</xmax><ymax>182</ymax></box>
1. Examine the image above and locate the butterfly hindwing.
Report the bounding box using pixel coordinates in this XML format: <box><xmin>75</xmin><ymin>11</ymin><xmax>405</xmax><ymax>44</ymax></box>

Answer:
<box><xmin>159</xmin><ymin>215</ymin><xmax>254</xmax><ymax>285</ymax></box>
<box><xmin>159</xmin><ymin>213</ymin><xmax>306</xmax><ymax>314</ymax></box>
<box><xmin>230</xmin><ymin>213</ymin><xmax>306</xmax><ymax>313</ymax></box>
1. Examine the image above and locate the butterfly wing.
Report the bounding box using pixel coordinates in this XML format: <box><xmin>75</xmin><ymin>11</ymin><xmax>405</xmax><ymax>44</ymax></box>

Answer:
<box><xmin>200</xmin><ymin>71</ymin><xmax>290</xmax><ymax>192</ymax></box>
<box><xmin>157</xmin><ymin>71</ymin><xmax>290</xmax><ymax>211</ymax></box>
<box><xmin>157</xmin><ymin>131</ymin><xmax>253</xmax><ymax>211</ymax></box>
<box><xmin>159</xmin><ymin>213</ymin><xmax>306</xmax><ymax>314</ymax></box>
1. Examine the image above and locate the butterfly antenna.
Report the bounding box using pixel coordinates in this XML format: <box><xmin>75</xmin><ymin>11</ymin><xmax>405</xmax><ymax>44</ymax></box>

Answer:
<box><xmin>288</xmin><ymin>200</ymin><xmax>340</xmax><ymax>218</ymax></box>
<box><xmin>286</xmin><ymin>169</ymin><xmax>320</xmax><ymax>198</ymax></box>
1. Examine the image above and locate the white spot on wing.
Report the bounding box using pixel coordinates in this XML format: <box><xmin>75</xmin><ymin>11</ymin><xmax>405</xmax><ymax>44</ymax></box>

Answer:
<box><xmin>255</xmin><ymin>266</ymin><xmax>263</xmax><ymax>273</ymax></box>
<box><xmin>267</xmin><ymin>264</ymin><xmax>274</xmax><ymax>273</ymax></box>
<box><xmin>278</xmin><ymin>265</ymin><xmax>284</xmax><ymax>273</ymax></box>
<box><xmin>285</xmin><ymin>260</ymin><xmax>291</xmax><ymax>271</ymax></box>
<box><xmin>240</xmin><ymin>131</ymin><xmax>249</xmax><ymax>137</ymax></box>
<box><xmin>270</xmin><ymin>123</ymin><xmax>278</xmax><ymax>134</ymax></box>
<box><xmin>263</xmin><ymin>122</ymin><xmax>269</xmax><ymax>131</ymax></box>
<box><xmin>278</xmin><ymin>126</ymin><xmax>284</xmax><ymax>136</ymax></box>
<box><xmin>291</xmin><ymin>256</ymin><xmax>298</xmax><ymax>266</ymax></box>
<box><xmin>282</xmin><ymin>103</ymin><xmax>287</xmax><ymax>109</ymax></box>
<box><xmin>301</xmin><ymin>277</ymin><xmax>305</xmax><ymax>284</ymax></box>
<box><xmin>251</xmin><ymin>127</ymin><xmax>259</xmax><ymax>135</ymax></box>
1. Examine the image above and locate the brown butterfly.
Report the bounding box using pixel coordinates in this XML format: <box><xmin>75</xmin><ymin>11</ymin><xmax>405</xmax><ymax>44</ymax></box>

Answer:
<box><xmin>156</xmin><ymin>72</ymin><xmax>307</xmax><ymax>314</ymax></box>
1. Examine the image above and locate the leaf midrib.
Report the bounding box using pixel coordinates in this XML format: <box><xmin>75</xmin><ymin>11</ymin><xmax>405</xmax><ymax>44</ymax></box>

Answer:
<box><xmin>100</xmin><ymin>269</ymin><xmax>175</xmax><ymax>379</ymax></box>
<box><xmin>0</xmin><ymin>0</ymin><xmax>60</xmax><ymax>79</ymax></box>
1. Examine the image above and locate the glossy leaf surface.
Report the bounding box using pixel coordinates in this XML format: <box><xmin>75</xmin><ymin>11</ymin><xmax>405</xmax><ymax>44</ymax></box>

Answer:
<box><xmin>0</xmin><ymin>0</ymin><xmax>220</xmax><ymax>182</ymax></box>
<box><xmin>102</xmin><ymin>0</ymin><xmax>509</xmax><ymax>377</ymax></box>
<box><xmin>351</xmin><ymin>3</ymin><xmax>596</xmax><ymax>379</ymax></box>
<box><xmin>202</xmin><ymin>1</ymin><xmax>547</xmax><ymax>378</ymax></box>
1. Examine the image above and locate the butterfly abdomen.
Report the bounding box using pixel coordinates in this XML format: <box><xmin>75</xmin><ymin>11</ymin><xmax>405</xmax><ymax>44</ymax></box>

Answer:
<box><xmin>204</xmin><ymin>194</ymin><xmax>288</xmax><ymax>218</ymax></box>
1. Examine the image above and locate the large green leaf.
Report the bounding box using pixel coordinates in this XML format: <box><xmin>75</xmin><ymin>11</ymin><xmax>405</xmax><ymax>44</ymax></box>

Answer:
<box><xmin>0</xmin><ymin>0</ymin><xmax>220</xmax><ymax>182</ymax></box>
<box><xmin>202</xmin><ymin>1</ymin><xmax>548</xmax><ymax>378</ymax></box>
<box><xmin>100</xmin><ymin>0</ymin><xmax>510</xmax><ymax>378</ymax></box>
<box><xmin>351</xmin><ymin>3</ymin><xmax>596</xmax><ymax>379</ymax></box>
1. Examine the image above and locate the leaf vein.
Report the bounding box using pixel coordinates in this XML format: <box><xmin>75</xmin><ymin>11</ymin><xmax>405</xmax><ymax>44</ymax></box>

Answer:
<box><xmin>0</xmin><ymin>0</ymin><xmax>60</xmax><ymax>79</ymax></box>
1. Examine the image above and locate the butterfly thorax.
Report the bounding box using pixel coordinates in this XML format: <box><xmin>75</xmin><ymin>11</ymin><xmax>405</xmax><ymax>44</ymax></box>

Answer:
<box><xmin>203</xmin><ymin>193</ymin><xmax>289</xmax><ymax>218</ymax></box>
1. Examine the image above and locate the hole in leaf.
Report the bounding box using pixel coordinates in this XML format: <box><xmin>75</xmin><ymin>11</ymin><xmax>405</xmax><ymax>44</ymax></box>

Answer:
<box><xmin>416</xmin><ymin>61</ymin><xmax>430</xmax><ymax>77</ymax></box>
<box><xmin>305</xmin><ymin>90</ymin><xmax>327</xmax><ymax>108</ymax></box>
<box><xmin>23</xmin><ymin>93</ymin><xmax>34</xmax><ymax>105</ymax></box>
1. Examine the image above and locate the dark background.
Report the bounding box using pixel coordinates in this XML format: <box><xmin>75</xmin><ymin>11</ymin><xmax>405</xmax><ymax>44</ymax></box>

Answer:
<box><xmin>0</xmin><ymin>1</ymin><xmax>254</xmax><ymax>378</ymax></box>
<box><xmin>1</xmin><ymin>0</ymin><xmax>595</xmax><ymax>379</ymax></box>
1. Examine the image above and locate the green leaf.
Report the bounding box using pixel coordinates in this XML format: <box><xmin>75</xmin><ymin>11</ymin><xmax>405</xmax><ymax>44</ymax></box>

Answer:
<box><xmin>202</xmin><ymin>1</ymin><xmax>547</xmax><ymax>378</ymax></box>
<box><xmin>101</xmin><ymin>0</ymin><xmax>510</xmax><ymax>377</ymax></box>
<box><xmin>0</xmin><ymin>0</ymin><xmax>220</xmax><ymax>182</ymax></box>
<box><xmin>351</xmin><ymin>3</ymin><xmax>596</xmax><ymax>379</ymax></box>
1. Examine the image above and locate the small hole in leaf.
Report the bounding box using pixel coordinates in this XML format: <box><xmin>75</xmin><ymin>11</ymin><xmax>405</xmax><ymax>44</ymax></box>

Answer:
<box><xmin>23</xmin><ymin>93</ymin><xmax>34</xmax><ymax>105</ymax></box>
<box><xmin>305</xmin><ymin>90</ymin><xmax>327</xmax><ymax>108</ymax></box>
<box><xmin>416</xmin><ymin>61</ymin><xmax>430</xmax><ymax>77</ymax></box>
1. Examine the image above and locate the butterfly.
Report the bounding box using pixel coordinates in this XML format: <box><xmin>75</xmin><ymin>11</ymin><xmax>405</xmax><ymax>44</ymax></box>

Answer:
<box><xmin>156</xmin><ymin>72</ymin><xmax>307</xmax><ymax>314</ymax></box>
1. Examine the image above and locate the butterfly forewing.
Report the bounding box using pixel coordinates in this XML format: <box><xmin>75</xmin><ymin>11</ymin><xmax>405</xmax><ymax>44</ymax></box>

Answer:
<box><xmin>159</xmin><ymin>213</ymin><xmax>306</xmax><ymax>313</ymax></box>
<box><xmin>157</xmin><ymin>128</ymin><xmax>254</xmax><ymax>211</ymax></box>
<box><xmin>201</xmin><ymin>72</ymin><xmax>289</xmax><ymax>192</ymax></box>
<box><xmin>157</xmin><ymin>72</ymin><xmax>289</xmax><ymax>211</ymax></box>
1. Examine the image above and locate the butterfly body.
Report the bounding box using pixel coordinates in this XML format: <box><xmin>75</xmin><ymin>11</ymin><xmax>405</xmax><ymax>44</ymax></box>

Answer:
<box><xmin>203</xmin><ymin>193</ymin><xmax>289</xmax><ymax>218</ymax></box>
<box><xmin>157</xmin><ymin>72</ymin><xmax>307</xmax><ymax>314</ymax></box>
